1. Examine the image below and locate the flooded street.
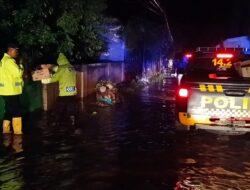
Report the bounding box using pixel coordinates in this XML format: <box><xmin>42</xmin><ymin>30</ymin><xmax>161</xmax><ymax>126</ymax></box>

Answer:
<box><xmin>1</xmin><ymin>78</ymin><xmax>250</xmax><ymax>190</ymax></box>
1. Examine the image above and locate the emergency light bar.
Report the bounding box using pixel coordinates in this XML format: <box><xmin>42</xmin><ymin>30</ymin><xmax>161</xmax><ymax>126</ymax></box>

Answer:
<box><xmin>216</xmin><ymin>53</ymin><xmax>233</xmax><ymax>58</ymax></box>
<box><xmin>196</xmin><ymin>47</ymin><xmax>249</xmax><ymax>53</ymax></box>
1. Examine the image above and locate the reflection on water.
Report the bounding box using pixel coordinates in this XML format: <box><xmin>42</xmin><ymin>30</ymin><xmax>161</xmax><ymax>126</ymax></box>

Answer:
<box><xmin>0</xmin><ymin>158</ymin><xmax>25</xmax><ymax>190</ymax></box>
<box><xmin>2</xmin><ymin>135</ymin><xmax>23</xmax><ymax>153</ymax></box>
<box><xmin>175</xmin><ymin>177</ymin><xmax>204</xmax><ymax>190</ymax></box>
<box><xmin>174</xmin><ymin>132</ymin><xmax>250</xmax><ymax>190</ymax></box>
<box><xmin>0</xmin><ymin>79</ymin><xmax>250</xmax><ymax>189</ymax></box>
<box><xmin>0</xmin><ymin>134</ymin><xmax>24</xmax><ymax>190</ymax></box>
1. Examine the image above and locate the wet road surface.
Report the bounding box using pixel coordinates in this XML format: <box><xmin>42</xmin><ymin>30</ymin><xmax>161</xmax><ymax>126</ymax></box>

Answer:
<box><xmin>1</xmin><ymin>78</ymin><xmax>250</xmax><ymax>190</ymax></box>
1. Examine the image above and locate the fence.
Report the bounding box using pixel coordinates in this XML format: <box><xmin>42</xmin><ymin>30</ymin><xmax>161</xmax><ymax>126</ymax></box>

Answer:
<box><xmin>43</xmin><ymin>62</ymin><xmax>124</xmax><ymax>110</ymax></box>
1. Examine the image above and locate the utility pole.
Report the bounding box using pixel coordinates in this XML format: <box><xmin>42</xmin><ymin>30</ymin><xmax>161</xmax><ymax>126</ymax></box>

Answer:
<box><xmin>147</xmin><ymin>0</ymin><xmax>174</xmax><ymax>44</ymax></box>
<box><xmin>146</xmin><ymin>0</ymin><xmax>175</xmax><ymax>72</ymax></box>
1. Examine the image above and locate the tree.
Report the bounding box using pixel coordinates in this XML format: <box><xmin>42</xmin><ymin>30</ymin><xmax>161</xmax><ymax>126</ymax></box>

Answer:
<box><xmin>123</xmin><ymin>0</ymin><xmax>174</xmax><ymax>74</ymax></box>
<box><xmin>0</xmin><ymin>0</ymin><xmax>110</xmax><ymax>65</ymax></box>
<box><xmin>146</xmin><ymin>0</ymin><xmax>174</xmax><ymax>58</ymax></box>
<box><xmin>147</xmin><ymin>0</ymin><xmax>173</xmax><ymax>43</ymax></box>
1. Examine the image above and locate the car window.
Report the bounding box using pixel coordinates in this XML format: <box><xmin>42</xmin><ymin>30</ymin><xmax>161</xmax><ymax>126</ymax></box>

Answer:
<box><xmin>186</xmin><ymin>53</ymin><xmax>240</xmax><ymax>79</ymax></box>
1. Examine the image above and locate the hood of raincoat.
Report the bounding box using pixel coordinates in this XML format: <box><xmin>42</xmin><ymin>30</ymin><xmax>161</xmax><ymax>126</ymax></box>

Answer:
<box><xmin>57</xmin><ymin>53</ymin><xmax>70</xmax><ymax>66</ymax></box>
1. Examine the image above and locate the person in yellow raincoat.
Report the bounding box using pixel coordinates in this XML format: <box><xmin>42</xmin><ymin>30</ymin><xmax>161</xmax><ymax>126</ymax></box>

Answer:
<box><xmin>0</xmin><ymin>43</ymin><xmax>24</xmax><ymax>135</ymax></box>
<box><xmin>42</xmin><ymin>53</ymin><xmax>77</xmax><ymax>125</ymax></box>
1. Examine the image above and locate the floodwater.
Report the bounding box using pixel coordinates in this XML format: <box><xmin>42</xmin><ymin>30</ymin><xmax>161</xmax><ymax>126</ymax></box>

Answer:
<box><xmin>1</xmin><ymin>78</ymin><xmax>250</xmax><ymax>190</ymax></box>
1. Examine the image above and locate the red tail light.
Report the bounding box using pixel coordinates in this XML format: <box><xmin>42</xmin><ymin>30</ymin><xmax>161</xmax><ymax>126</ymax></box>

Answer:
<box><xmin>185</xmin><ymin>53</ymin><xmax>192</xmax><ymax>58</ymax></box>
<box><xmin>178</xmin><ymin>88</ymin><xmax>188</xmax><ymax>97</ymax></box>
<box><xmin>216</xmin><ymin>53</ymin><xmax>233</xmax><ymax>58</ymax></box>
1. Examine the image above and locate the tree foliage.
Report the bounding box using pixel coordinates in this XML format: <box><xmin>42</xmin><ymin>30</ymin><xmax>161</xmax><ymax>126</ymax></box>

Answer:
<box><xmin>0</xmin><ymin>0</ymin><xmax>109</xmax><ymax>65</ymax></box>
<box><xmin>123</xmin><ymin>0</ymin><xmax>174</xmax><ymax>66</ymax></box>
<box><xmin>125</xmin><ymin>17</ymin><xmax>167</xmax><ymax>62</ymax></box>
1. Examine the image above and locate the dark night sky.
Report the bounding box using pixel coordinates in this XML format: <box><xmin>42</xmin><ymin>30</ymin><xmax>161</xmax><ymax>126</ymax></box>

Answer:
<box><xmin>107</xmin><ymin>0</ymin><xmax>250</xmax><ymax>49</ymax></box>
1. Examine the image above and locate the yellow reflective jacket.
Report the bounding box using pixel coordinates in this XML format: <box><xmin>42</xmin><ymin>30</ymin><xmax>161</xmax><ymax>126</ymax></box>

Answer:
<box><xmin>42</xmin><ymin>53</ymin><xmax>77</xmax><ymax>96</ymax></box>
<box><xmin>0</xmin><ymin>53</ymin><xmax>24</xmax><ymax>95</ymax></box>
